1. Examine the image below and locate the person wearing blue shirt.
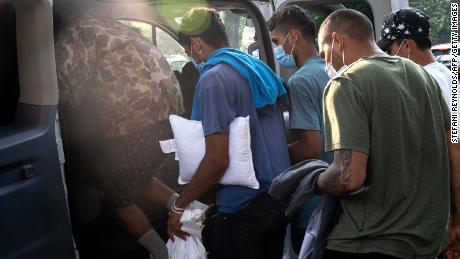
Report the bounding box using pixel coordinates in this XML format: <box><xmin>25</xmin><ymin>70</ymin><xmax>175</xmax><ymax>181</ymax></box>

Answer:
<box><xmin>268</xmin><ymin>5</ymin><xmax>332</xmax><ymax>254</ymax></box>
<box><xmin>167</xmin><ymin>7</ymin><xmax>291</xmax><ymax>259</ymax></box>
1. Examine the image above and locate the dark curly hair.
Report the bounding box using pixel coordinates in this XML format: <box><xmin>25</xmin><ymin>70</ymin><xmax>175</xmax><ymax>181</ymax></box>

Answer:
<box><xmin>268</xmin><ymin>5</ymin><xmax>316</xmax><ymax>43</ymax></box>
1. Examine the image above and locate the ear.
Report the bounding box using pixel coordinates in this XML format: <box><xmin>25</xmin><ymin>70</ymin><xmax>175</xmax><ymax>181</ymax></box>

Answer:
<box><xmin>290</xmin><ymin>28</ymin><xmax>300</xmax><ymax>42</ymax></box>
<box><xmin>334</xmin><ymin>32</ymin><xmax>345</xmax><ymax>52</ymax></box>
<box><xmin>191</xmin><ymin>37</ymin><xmax>202</xmax><ymax>52</ymax></box>
<box><xmin>405</xmin><ymin>39</ymin><xmax>416</xmax><ymax>52</ymax></box>
<box><xmin>331</xmin><ymin>32</ymin><xmax>338</xmax><ymax>45</ymax></box>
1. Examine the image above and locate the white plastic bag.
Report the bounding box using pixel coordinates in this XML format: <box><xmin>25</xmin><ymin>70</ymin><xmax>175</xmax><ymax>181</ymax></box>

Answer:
<box><xmin>282</xmin><ymin>224</ymin><xmax>298</xmax><ymax>259</ymax></box>
<box><xmin>166</xmin><ymin>235</ymin><xmax>206</xmax><ymax>259</ymax></box>
<box><xmin>166</xmin><ymin>204</ymin><xmax>209</xmax><ymax>259</ymax></box>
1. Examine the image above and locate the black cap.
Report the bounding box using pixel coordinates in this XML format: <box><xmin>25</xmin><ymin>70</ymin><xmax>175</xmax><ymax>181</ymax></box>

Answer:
<box><xmin>377</xmin><ymin>8</ymin><xmax>430</xmax><ymax>51</ymax></box>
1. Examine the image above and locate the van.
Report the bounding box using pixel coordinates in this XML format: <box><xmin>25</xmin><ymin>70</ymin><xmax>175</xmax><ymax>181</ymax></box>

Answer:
<box><xmin>0</xmin><ymin>0</ymin><xmax>407</xmax><ymax>258</ymax></box>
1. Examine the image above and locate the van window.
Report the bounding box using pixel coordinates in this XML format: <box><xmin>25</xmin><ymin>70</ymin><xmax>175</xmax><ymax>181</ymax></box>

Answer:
<box><xmin>119</xmin><ymin>20</ymin><xmax>187</xmax><ymax>72</ymax></box>
<box><xmin>0</xmin><ymin>4</ymin><xmax>20</xmax><ymax>126</ymax></box>
<box><xmin>170</xmin><ymin>10</ymin><xmax>257</xmax><ymax>58</ymax></box>
<box><xmin>156</xmin><ymin>27</ymin><xmax>187</xmax><ymax>72</ymax></box>
<box><xmin>118</xmin><ymin>20</ymin><xmax>153</xmax><ymax>41</ymax></box>
<box><xmin>220</xmin><ymin>10</ymin><xmax>256</xmax><ymax>55</ymax></box>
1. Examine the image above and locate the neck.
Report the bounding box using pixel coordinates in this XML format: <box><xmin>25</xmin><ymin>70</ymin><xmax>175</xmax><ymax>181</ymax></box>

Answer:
<box><xmin>202</xmin><ymin>46</ymin><xmax>220</xmax><ymax>62</ymax></box>
<box><xmin>346</xmin><ymin>42</ymin><xmax>386</xmax><ymax>64</ymax></box>
<box><xmin>294</xmin><ymin>42</ymin><xmax>318</xmax><ymax>66</ymax></box>
<box><xmin>410</xmin><ymin>49</ymin><xmax>436</xmax><ymax>66</ymax></box>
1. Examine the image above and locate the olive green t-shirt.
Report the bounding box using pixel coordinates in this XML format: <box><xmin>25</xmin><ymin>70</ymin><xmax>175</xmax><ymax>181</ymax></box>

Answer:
<box><xmin>323</xmin><ymin>56</ymin><xmax>450</xmax><ymax>258</ymax></box>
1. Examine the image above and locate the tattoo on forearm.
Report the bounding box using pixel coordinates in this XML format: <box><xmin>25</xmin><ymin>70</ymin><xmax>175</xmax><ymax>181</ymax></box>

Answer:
<box><xmin>336</xmin><ymin>150</ymin><xmax>352</xmax><ymax>189</ymax></box>
<box><xmin>320</xmin><ymin>149</ymin><xmax>353</xmax><ymax>195</ymax></box>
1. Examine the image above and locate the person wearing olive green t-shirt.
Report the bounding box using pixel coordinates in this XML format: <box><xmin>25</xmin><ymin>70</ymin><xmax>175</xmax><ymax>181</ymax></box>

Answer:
<box><xmin>315</xmin><ymin>9</ymin><xmax>460</xmax><ymax>259</ymax></box>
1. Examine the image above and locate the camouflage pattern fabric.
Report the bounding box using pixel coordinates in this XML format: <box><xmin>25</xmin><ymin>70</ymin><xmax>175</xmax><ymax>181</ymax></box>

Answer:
<box><xmin>55</xmin><ymin>16</ymin><xmax>184</xmax><ymax>208</ymax></box>
<box><xmin>55</xmin><ymin>16</ymin><xmax>183</xmax><ymax>138</ymax></box>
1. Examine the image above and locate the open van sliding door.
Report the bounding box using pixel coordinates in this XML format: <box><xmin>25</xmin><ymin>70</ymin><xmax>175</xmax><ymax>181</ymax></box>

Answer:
<box><xmin>202</xmin><ymin>0</ymin><xmax>278</xmax><ymax>71</ymax></box>
<box><xmin>0</xmin><ymin>0</ymin><xmax>75</xmax><ymax>258</ymax></box>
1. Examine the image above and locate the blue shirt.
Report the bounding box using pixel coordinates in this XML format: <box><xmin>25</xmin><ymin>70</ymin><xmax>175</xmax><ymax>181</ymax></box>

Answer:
<box><xmin>288</xmin><ymin>55</ymin><xmax>332</xmax><ymax>163</ymax></box>
<box><xmin>287</xmin><ymin>56</ymin><xmax>332</xmax><ymax>228</ymax></box>
<box><xmin>198</xmin><ymin>63</ymin><xmax>291</xmax><ymax>214</ymax></box>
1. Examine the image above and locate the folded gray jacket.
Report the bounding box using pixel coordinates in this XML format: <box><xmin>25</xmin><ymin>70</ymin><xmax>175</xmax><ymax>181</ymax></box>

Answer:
<box><xmin>269</xmin><ymin>159</ymin><xmax>341</xmax><ymax>259</ymax></box>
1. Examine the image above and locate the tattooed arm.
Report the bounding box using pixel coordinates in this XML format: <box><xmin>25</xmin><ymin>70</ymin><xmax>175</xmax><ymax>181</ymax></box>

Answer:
<box><xmin>316</xmin><ymin>149</ymin><xmax>368</xmax><ymax>196</ymax></box>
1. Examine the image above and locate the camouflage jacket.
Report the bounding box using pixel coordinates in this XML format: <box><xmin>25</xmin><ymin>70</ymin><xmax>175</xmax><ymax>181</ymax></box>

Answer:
<box><xmin>55</xmin><ymin>16</ymin><xmax>183</xmax><ymax>138</ymax></box>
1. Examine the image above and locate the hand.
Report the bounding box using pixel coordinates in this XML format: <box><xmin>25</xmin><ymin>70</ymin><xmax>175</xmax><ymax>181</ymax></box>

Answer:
<box><xmin>167</xmin><ymin>210</ymin><xmax>189</xmax><ymax>242</ymax></box>
<box><xmin>446</xmin><ymin>217</ymin><xmax>460</xmax><ymax>259</ymax></box>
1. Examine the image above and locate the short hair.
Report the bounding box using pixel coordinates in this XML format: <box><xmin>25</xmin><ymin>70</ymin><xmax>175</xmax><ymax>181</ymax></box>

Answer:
<box><xmin>268</xmin><ymin>5</ymin><xmax>316</xmax><ymax>43</ymax></box>
<box><xmin>394</xmin><ymin>34</ymin><xmax>432</xmax><ymax>50</ymax></box>
<box><xmin>320</xmin><ymin>9</ymin><xmax>374</xmax><ymax>42</ymax></box>
<box><xmin>178</xmin><ymin>7</ymin><xmax>229</xmax><ymax>49</ymax></box>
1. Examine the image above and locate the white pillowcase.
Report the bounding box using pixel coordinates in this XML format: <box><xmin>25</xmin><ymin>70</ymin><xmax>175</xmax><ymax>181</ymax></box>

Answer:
<box><xmin>162</xmin><ymin>115</ymin><xmax>259</xmax><ymax>189</ymax></box>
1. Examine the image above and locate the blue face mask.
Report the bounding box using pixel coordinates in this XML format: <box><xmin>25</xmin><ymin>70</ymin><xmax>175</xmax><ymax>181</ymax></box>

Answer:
<box><xmin>274</xmin><ymin>32</ymin><xmax>297</xmax><ymax>68</ymax></box>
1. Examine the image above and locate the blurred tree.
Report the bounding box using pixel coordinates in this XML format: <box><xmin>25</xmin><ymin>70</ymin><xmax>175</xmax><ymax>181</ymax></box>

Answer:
<box><xmin>125</xmin><ymin>21</ymin><xmax>152</xmax><ymax>40</ymax></box>
<box><xmin>122</xmin><ymin>20</ymin><xmax>185</xmax><ymax>56</ymax></box>
<box><xmin>156</xmin><ymin>28</ymin><xmax>186</xmax><ymax>56</ymax></box>
<box><xmin>223</xmin><ymin>11</ymin><xmax>244</xmax><ymax>49</ymax></box>
<box><xmin>409</xmin><ymin>0</ymin><xmax>450</xmax><ymax>45</ymax></box>
<box><xmin>310</xmin><ymin>1</ymin><xmax>450</xmax><ymax>46</ymax></box>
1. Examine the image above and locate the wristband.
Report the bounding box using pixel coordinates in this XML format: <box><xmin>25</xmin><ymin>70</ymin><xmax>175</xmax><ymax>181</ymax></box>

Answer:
<box><xmin>171</xmin><ymin>206</ymin><xmax>184</xmax><ymax>215</ymax></box>
<box><xmin>173</xmin><ymin>199</ymin><xmax>186</xmax><ymax>212</ymax></box>
<box><xmin>166</xmin><ymin>193</ymin><xmax>179</xmax><ymax>211</ymax></box>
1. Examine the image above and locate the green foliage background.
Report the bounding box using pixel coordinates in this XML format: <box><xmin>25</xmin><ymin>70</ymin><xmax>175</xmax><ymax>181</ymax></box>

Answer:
<box><xmin>125</xmin><ymin>0</ymin><xmax>451</xmax><ymax>56</ymax></box>
<box><xmin>312</xmin><ymin>1</ymin><xmax>450</xmax><ymax>46</ymax></box>
<box><xmin>409</xmin><ymin>0</ymin><xmax>450</xmax><ymax>45</ymax></box>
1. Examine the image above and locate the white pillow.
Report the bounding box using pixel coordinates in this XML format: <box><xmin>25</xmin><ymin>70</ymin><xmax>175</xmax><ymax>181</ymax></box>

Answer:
<box><xmin>161</xmin><ymin>115</ymin><xmax>259</xmax><ymax>189</ymax></box>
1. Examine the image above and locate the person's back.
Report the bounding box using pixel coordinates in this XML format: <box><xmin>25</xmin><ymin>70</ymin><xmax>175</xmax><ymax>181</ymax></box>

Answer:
<box><xmin>198</xmin><ymin>63</ymin><xmax>291</xmax><ymax>213</ymax></box>
<box><xmin>377</xmin><ymin>8</ymin><xmax>452</xmax><ymax>110</ymax></box>
<box><xmin>324</xmin><ymin>55</ymin><xmax>450</xmax><ymax>258</ymax></box>
<box><xmin>55</xmin><ymin>16</ymin><xmax>183</xmax><ymax>203</ymax></box>
<box><xmin>424</xmin><ymin>61</ymin><xmax>451</xmax><ymax>106</ymax></box>
<box><xmin>169</xmin><ymin>8</ymin><xmax>291</xmax><ymax>259</ymax></box>
<box><xmin>55</xmin><ymin>15</ymin><xmax>184</xmax><ymax>258</ymax></box>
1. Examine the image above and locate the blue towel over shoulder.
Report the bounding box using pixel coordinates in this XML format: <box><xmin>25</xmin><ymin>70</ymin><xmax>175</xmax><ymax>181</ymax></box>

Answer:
<box><xmin>191</xmin><ymin>48</ymin><xmax>286</xmax><ymax>120</ymax></box>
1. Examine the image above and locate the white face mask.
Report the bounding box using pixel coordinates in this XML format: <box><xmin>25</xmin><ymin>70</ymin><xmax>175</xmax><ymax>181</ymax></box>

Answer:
<box><xmin>394</xmin><ymin>39</ymin><xmax>410</xmax><ymax>59</ymax></box>
<box><xmin>324</xmin><ymin>38</ymin><xmax>347</xmax><ymax>78</ymax></box>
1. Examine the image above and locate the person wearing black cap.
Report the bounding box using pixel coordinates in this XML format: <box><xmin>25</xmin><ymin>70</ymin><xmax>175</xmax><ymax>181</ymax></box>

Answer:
<box><xmin>316</xmin><ymin>8</ymin><xmax>455</xmax><ymax>259</ymax></box>
<box><xmin>378</xmin><ymin>8</ymin><xmax>450</xmax><ymax>107</ymax></box>
<box><xmin>379</xmin><ymin>8</ymin><xmax>460</xmax><ymax>258</ymax></box>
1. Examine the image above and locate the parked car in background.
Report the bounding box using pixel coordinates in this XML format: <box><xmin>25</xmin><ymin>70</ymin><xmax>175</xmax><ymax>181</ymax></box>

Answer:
<box><xmin>432</xmin><ymin>43</ymin><xmax>451</xmax><ymax>57</ymax></box>
<box><xmin>432</xmin><ymin>43</ymin><xmax>452</xmax><ymax>69</ymax></box>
